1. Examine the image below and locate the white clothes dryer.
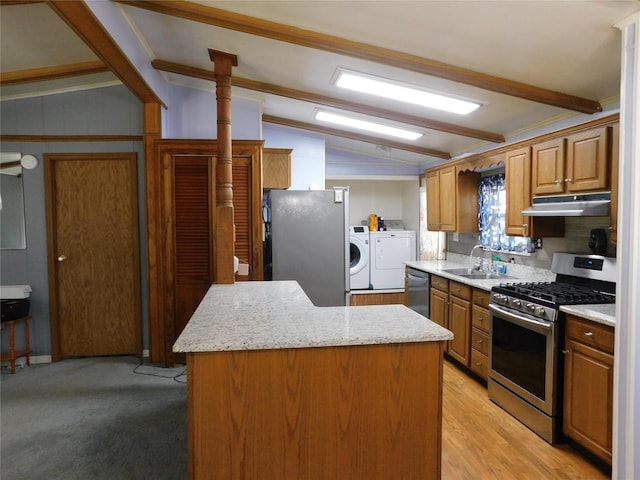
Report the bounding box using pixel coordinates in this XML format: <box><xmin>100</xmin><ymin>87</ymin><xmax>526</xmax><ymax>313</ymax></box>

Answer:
<box><xmin>349</xmin><ymin>226</ymin><xmax>370</xmax><ymax>290</ymax></box>
<box><xmin>369</xmin><ymin>230</ymin><xmax>416</xmax><ymax>289</ymax></box>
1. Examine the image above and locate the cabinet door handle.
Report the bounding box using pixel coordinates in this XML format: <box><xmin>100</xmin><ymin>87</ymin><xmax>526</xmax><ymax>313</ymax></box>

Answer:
<box><xmin>475</xmin><ymin>362</ymin><xmax>483</xmax><ymax>366</ymax></box>
<box><xmin>564</xmin><ymin>178</ymin><xmax>573</xmax><ymax>182</ymax></box>
<box><xmin>584</xmin><ymin>331</ymin><xmax>594</xmax><ymax>337</ymax></box>
<box><xmin>562</xmin><ymin>349</ymin><xmax>570</xmax><ymax>354</ymax></box>
<box><xmin>476</xmin><ymin>339</ymin><xmax>483</xmax><ymax>344</ymax></box>
<box><xmin>555</xmin><ymin>179</ymin><xmax>562</xmax><ymax>184</ymax></box>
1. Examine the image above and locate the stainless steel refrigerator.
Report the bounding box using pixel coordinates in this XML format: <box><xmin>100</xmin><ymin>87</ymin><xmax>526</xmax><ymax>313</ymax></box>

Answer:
<box><xmin>270</xmin><ymin>188</ymin><xmax>350</xmax><ymax>306</ymax></box>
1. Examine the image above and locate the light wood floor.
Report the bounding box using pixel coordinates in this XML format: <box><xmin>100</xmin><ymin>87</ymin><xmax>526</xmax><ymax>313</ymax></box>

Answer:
<box><xmin>441</xmin><ymin>360</ymin><xmax>611</xmax><ymax>480</ymax></box>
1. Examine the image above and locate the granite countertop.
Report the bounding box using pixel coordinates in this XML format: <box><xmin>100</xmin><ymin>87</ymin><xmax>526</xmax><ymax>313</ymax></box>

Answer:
<box><xmin>173</xmin><ymin>280</ymin><xmax>453</xmax><ymax>353</ymax></box>
<box><xmin>406</xmin><ymin>253</ymin><xmax>615</xmax><ymax>328</ymax></box>
<box><xmin>560</xmin><ymin>304</ymin><xmax>616</xmax><ymax>328</ymax></box>
<box><xmin>405</xmin><ymin>255</ymin><xmax>556</xmax><ymax>291</ymax></box>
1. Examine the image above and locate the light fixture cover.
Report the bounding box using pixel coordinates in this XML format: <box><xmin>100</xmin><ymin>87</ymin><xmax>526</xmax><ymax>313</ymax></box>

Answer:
<box><xmin>20</xmin><ymin>155</ymin><xmax>38</xmax><ymax>170</ymax></box>
<box><xmin>336</xmin><ymin>71</ymin><xmax>481</xmax><ymax>115</ymax></box>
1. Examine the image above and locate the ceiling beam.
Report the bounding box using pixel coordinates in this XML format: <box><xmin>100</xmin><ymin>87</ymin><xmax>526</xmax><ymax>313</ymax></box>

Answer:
<box><xmin>263</xmin><ymin>115</ymin><xmax>451</xmax><ymax>160</ymax></box>
<box><xmin>0</xmin><ymin>61</ymin><xmax>110</xmax><ymax>86</ymax></box>
<box><xmin>119</xmin><ymin>0</ymin><xmax>602</xmax><ymax>114</ymax></box>
<box><xmin>152</xmin><ymin>59</ymin><xmax>504</xmax><ymax>144</ymax></box>
<box><xmin>47</xmin><ymin>0</ymin><xmax>161</xmax><ymax>104</ymax></box>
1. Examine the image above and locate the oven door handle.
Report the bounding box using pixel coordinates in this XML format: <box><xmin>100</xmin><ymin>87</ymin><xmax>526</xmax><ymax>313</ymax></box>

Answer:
<box><xmin>489</xmin><ymin>303</ymin><xmax>553</xmax><ymax>334</ymax></box>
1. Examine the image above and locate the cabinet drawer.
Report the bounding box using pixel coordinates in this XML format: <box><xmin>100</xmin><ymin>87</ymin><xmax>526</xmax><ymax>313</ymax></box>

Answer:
<box><xmin>473</xmin><ymin>289</ymin><xmax>491</xmax><ymax>309</ymax></box>
<box><xmin>449</xmin><ymin>281</ymin><xmax>471</xmax><ymax>300</ymax></box>
<box><xmin>472</xmin><ymin>305</ymin><xmax>490</xmax><ymax>333</ymax></box>
<box><xmin>470</xmin><ymin>349</ymin><xmax>488</xmax><ymax>380</ymax></box>
<box><xmin>566</xmin><ymin>315</ymin><xmax>614</xmax><ymax>354</ymax></box>
<box><xmin>471</xmin><ymin>327</ymin><xmax>489</xmax><ymax>356</ymax></box>
<box><xmin>431</xmin><ymin>275</ymin><xmax>449</xmax><ymax>292</ymax></box>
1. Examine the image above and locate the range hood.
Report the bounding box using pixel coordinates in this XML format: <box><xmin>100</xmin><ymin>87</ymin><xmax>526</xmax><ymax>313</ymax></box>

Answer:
<box><xmin>522</xmin><ymin>192</ymin><xmax>611</xmax><ymax>217</ymax></box>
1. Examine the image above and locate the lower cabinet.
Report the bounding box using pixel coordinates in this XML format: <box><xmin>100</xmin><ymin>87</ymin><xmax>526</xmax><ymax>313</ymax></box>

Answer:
<box><xmin>448</xmin><ymin>282</ymin><xmax>471</xmax><ymax>366</ymax></box>
<box><xmin>430</xmin><ymin>276</ymin><xmax>450</xmax><ymax>353</ymax></box>
<box><xmin>350</xmin><ymin>292</ymin><xmax>404</xmax><ymax>306</ymax></box>
<box><xmin>470</xmin><ymin>289</ymin><xmax>491</xmax><ymax>380</ymax></box>
<box><xmin>563</xmin><ymin>314</ymin><xmax>614</xmax><ymax>464</ymax></box>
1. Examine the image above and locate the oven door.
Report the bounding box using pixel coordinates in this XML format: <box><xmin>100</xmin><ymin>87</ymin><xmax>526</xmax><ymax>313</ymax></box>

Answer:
<box><xmin>489</xmin><ymin>303</ymin><xmax>558</xmax><ymax>416</ymax></box>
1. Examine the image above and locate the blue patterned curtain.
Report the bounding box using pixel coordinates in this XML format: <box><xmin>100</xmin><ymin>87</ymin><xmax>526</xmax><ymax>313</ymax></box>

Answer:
<box><xmin>478</xmin><ymin>174</ymin><xmax>533</xmax><ymax>253</ymax></box>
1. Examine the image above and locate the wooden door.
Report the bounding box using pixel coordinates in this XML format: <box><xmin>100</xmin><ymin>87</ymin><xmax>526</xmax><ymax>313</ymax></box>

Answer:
<box><xmin>505</xmin><ymin>147</ymin><xmax>532</xmax><ymax>237</ymax></box>
<box><xmin>438</xmin><ymin>166</ymin><xmax>457</xmax><ymax>231</ymax></box>
<box><xmin>448</xmin><ymin>294</ymin><xmax>471</xmax><ymax>366</ymax></box>
<box><xmin>426</xmin><ymin>170</ymin><xmax>441</xmax><ymax>231</ymax></box>
<box><xmin>153</xmin><ymin>140</ymin><xmax>263</xmax><ymax>366</ymax></box>
<box><xmin>566</xmin><ymin>126</ymin><xmax>609</xmax><ymax>193</ymax></box>
<box><xmin>532</xmin><ymin>138</ymin><xmax>566</xmax><ymax>195</ymax></box>
<box><xmin>45</xmin><ymin>153</ymin><xmax>141</xmax><ymax>360</ymax></box>
<box><xmin>564</xmin><ymin>339</ymin><xmax>614</xmax><ymax>463</ymax></box>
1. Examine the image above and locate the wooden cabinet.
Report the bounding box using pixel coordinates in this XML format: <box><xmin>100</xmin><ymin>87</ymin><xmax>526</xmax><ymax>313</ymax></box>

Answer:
<box><xmin>505</xmin><ymin>145</ymin><xmax>565</xmax><ymax>238</ymax></box>
<box><xmin>505</xmin><ymin>147</ymin><xmax>532</xmax><ymax>237</ymax></box>
<box><xmin>350</xmin><ymin>292</ymin><xmax>404</xmax><ymax>306</ymax></box>
<box><xmin>470</xmin><ymin>289</ymin><xmax>491</xmax><ymax>380</ymax></box>
<box><xmin>426</xmin><ymin>166</ymin><xmax>479</xmax><ymax>232</ymax></box>
<box><xmin>448</xmin><ymin>281</ymin><xmax>472</xmax><ymax>366</ymax></box>
<box><xmin>263</xmin><ymin>148</ymin><xmax>292</xmax><ymax>189</ymax></box>
<box><xmin>532</xmin><ymin>126</ymin><xmax>609</xmax><ymax>195</ymax></box>
<box><xmin>429</xmin><ymin>275</ymin><xmax>450</xmax><ymax>353</ymax></box>
<box><xmin>430</xmin><ymin>275</ymin><xmax>472</xmax><ymax>365</ymax></box>
<box><xmin>564</xmin><ymin>314</ymin><xmax>614</xmax><ymax>464</ymax></box>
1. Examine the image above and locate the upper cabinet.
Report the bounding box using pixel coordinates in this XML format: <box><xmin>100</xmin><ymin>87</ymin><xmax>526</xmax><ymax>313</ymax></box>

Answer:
<box><xmin>505</xmin><ymin>147</ymin><xmax>532</xmax><ymax>237</ymax></box>
<box><xmin>426</xmin><ymin>165</ymin><xmax>479</xmax><ymax>232</ymax></box>
<box><xmin>263</xmin><ymin>148</ymin><xmax>292</xmax><ymax>189</ymax></box>
<box><xmin>532</xmin><ymin>126</ymin><xmax>610</xmax><ymax>196</ymax></box>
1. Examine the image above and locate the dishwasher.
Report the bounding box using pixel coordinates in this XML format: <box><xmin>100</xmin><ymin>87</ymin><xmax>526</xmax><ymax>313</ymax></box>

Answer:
<box><xmin>406</xmin><ymin>267</ymin><xmax>430</xmax><ymax>318</ymax></box>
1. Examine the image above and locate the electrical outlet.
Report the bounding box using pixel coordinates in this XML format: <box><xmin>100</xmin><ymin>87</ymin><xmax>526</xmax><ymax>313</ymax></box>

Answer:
<box><xmin>533</xmin><ymin>238</ymin><xmax>543</xmax><ymax>249</ymax></box>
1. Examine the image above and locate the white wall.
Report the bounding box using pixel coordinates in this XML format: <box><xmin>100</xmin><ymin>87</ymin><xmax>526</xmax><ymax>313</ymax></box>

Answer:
<box><xmin>325</xmin><ymin>178</ymin><xmax>420</xmax><ymax>231</ymax></box>
<box><xmin>263</xmin><ymin>124</ymin><xmax>326</xmax><ymax>190</ymax></box>
<box><xmin>163</xmin><ymin>85</ymin><xmax>261</xmax><ymax>139</ymax></box>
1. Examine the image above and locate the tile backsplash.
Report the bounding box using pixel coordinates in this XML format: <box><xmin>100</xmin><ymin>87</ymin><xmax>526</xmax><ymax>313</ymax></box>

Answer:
<box><xmin>447</xmin><ymin>217</ymin><xmax>615</xmax><ymax>271</ymax></box>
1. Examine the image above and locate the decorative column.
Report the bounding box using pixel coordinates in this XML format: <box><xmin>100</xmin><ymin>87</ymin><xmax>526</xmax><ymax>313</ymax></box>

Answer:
<box><xmin>209</xmin><ymin>49</ymin><xmax>238</xmax><ymax>284</ymax></box>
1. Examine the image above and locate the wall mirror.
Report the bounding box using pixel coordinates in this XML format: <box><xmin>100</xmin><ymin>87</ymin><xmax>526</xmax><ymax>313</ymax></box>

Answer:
<box><xmin>0</xmin><ymin>152</ymin><xmax>27</xmax><ymax>250</ymax></box>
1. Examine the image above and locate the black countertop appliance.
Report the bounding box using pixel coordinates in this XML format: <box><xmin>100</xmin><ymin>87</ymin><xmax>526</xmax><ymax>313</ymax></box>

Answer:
<box><xmin>588</xmin><ymin>228</ymin><xmax>608</xmax><ymax>255</ymax></box>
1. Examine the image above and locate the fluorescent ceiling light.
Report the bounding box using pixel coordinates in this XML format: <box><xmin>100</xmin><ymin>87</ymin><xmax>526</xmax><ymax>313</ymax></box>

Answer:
<box><xmin>336</xmin><ymin>71</ymin><xmax>481</xmax><ymax>115</ymax></box>
<box><xmin>315</xmin><ymin>111</ymin><xmax>423</xmax><ymax>140</ymax></box>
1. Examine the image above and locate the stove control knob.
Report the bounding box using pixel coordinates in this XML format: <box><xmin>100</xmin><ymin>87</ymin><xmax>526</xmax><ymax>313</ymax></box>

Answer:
<box><xmin>526</xmin><ymin>303</ymin><xmax>536</xmax><ymax>312</ymax></box>
<box><xmin>512</xmin><ymin>299</ymin><xmax>522</xmax><ymax>308</ymax></box>
<box><xmin>535</xmin><ymin>307</ymin><xmax>546</xmax><ymax>317</ymax></box>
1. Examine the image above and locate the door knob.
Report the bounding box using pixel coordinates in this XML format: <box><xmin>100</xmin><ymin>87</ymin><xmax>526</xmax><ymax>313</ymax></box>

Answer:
<box><xmin>57</xmin><ymin>255</ymin><xmax>67</xmax><ymax>262</ymax></box>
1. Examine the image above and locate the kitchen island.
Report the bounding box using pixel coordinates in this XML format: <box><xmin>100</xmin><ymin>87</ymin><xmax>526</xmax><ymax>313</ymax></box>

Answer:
<box><xmin>173</xmin><ymin>280</ymin><xmax>452</xmax><ymax>480</ymax></box>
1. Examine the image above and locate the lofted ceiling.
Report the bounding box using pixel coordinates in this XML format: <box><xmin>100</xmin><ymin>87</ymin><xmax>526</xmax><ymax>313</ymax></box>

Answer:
<box><xmin>1</xmin><ymin>0</ymin><xmax>638</xmax><ymax>173</ymax></box>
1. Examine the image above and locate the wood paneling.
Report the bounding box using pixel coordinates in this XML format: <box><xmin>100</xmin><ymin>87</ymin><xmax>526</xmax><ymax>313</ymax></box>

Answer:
<box><xmin>187</xmin><ymin>341</ymin><xmax>444</xmax><ymax>480</ymax></box>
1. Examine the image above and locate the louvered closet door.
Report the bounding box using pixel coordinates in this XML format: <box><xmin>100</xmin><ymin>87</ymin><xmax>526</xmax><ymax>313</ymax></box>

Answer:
<box><xmin>233</xmin><ymin>157</ymin><xmax>252</xmax><ymax>281</ymax></box>
<box><xmin>172</xmin><ymin>156</ymin><xmax>214</xmax><ymax>349</ymax></box>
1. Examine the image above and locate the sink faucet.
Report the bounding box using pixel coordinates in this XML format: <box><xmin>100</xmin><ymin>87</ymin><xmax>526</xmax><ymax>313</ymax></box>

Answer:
<box><xmin>470</xmin><ymin>244</ymin><xmax>484</xmax><ymax>270</ymax></box>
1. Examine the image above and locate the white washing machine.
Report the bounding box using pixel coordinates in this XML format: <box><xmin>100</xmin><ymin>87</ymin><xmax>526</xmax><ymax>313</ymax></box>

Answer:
<box><xmin>349</xmin><ymin>226</ymin><xmax>370</xmax><ymax>290</ymax></box>
<box><xmin>369</xmin><ymin>230</ymin><xmax>416</xmax><ymax>289</ymax></box>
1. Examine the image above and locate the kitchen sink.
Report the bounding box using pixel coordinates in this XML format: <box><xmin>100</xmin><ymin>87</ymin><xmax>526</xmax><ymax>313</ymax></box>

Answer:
<box><xmin>441</xmin><ymin>268</ymin><xmax>513</xmax><ymax>280</ymax></box>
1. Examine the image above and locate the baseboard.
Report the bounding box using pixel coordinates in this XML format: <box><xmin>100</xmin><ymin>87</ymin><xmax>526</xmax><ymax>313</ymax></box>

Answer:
<box><xmin>1</xmin><ymin>355</ymin><xmax>51</xmax><ymax>370</ymax></box>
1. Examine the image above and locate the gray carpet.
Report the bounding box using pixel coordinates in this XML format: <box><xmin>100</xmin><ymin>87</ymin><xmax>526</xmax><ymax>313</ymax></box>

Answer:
<box><xmin>1</xmin><ymin>356</ymin><xmax>187</xmax><ymax>480</ymax></box>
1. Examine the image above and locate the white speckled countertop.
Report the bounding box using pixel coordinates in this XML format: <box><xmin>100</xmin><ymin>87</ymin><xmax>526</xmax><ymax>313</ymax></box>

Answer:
<box><xmin>560</xmin><ymin>304</ymin><xmax>616</xmax><ymax>327</ymax></box>
<box><xmin>173</xmin><ymin>280</ymin><xmax>453</xmax><ymax>353</ymax></box>
<box><xmin>405</xmin><ymin>253</ymin><xmax>615</xmax><ymax>327</ymax></box>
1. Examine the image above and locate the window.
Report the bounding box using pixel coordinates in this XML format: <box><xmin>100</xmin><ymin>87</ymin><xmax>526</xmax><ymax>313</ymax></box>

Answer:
<box><xmin>478</xmin><ymin>174</ymin><xmax>534</xmax><ymax>253</ymax></box>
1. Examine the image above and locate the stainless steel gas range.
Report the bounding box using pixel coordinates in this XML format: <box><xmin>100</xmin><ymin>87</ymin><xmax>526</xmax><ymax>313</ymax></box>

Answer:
<box><xmin>488</xmin><ymin>253</ymin><xmax>616</xmax><ymax>444</ymax></box>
